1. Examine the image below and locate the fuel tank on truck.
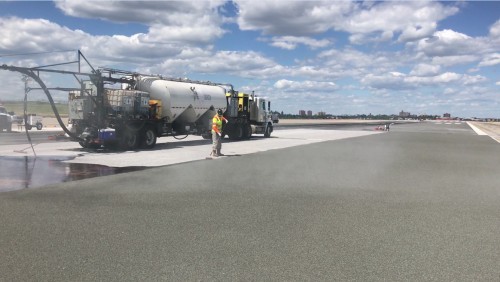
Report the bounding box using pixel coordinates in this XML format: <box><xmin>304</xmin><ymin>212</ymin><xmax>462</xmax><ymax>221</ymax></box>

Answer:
<box><xmin>135</xmin><ymin>77</ymin><xmax>227</xmax><ymax>124</ymax></box>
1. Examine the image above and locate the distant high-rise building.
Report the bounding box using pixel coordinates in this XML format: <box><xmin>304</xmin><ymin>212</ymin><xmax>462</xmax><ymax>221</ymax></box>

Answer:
<box><xmin>307</xmin><ymin>110</ymin><xmax>312</xmax><ymax>117</ymax></box>
<box><xmin>443</xmin><ymin>113</ymin><xmax>451</xmax><ymax>118</ymax></box>
<box><xmin>299</xmin><ymin>110</ymin><xmax>306</xmax><ymax>116</ymax></box>
<box><xmin>399</xmin><ymin>110</ymin><xmax>410</xmax><ymax>118</ymax></box>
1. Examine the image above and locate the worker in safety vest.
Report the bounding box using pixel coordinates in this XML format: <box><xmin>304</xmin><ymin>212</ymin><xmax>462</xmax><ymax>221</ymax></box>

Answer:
<box><xmin>211</xmin><ymin>109</ymin><xmax>228</xmax><ymax>157</ymax></box>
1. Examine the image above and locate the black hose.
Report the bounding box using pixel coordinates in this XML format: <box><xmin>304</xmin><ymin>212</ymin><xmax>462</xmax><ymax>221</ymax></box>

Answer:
<box><xmin>172</xmin><ymin>134</ymin><xmax>189</xmax><ymax>140</ymax></box>
<box><xmin>2</xmin><ymin>66</ymin><xmax>83</xmax><ymax>141</ymax></box>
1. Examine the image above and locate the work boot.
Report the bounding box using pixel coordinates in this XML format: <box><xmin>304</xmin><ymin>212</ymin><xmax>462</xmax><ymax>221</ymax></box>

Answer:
<box><xmin>217</xmin><ymin>150</ymin><xmax>224</xmax><ymax>156</ymax></box>
<box><xmin>211</xmin><ymin>150</ymin><xmax>218</xmax><ymax>157</ymax></box>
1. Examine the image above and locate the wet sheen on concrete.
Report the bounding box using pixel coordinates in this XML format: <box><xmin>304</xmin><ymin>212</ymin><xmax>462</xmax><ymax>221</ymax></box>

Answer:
<box><xmin>0</xmin><ymin>156</ymin><xmax>147</xmax><ymax>192</ymax></box>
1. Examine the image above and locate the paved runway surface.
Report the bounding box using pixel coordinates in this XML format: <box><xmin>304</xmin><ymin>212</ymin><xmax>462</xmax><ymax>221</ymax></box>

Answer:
<box><xmin>1</xmin><ymin>121</ymin><xmax>499</xmax><ymax>281</ymax></box>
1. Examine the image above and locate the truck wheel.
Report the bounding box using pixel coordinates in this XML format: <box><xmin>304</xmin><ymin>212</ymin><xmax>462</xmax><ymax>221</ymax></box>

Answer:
<box><xmin>79</xmin><ymin>140</ymin><xmax>89</xmax><ymax>148</ymax></box>
<box><xmin>36</xmin><ymin>123</ymin><xmax>43</xmax><ymax>130</ymax></box>
<box><xmin>264</xmin><ymin>124</ymin><xmax>272</xmax><ymax>137</ymax></box>
<box><xmin>120</xmin><ymin>130</ymin><xmax>140</xmax><ymax>150</ymax></box>
<box><xmin>141</xmin><ymin>127</ymin><xmax>157</xmax><ymax>149</ymax></box>
<box><xmin>229</xmin><ymin>126</ymin><xmax>243</xmax><ymax>140</ymax></box>
<box><xmin>243</xmin><ymin>124</ymin><xmax>252</xmax><ymax>139</ymax></box>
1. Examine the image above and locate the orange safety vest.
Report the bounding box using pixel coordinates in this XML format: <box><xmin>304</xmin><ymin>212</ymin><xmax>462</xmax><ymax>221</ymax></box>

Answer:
<box><xmin>212</xmin><ymin>114</ymin><xmax>227</xmax><ymax>133</ymax></box>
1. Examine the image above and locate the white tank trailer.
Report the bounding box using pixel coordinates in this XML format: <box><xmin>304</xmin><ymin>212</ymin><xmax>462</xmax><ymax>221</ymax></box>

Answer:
<box><xmin>135</xmin><ymin>77</ymin><xmax>226</xmax><ymax>126</ymax></box>
<box><xmin>69</xmin><ymin>76</ymin><xmax>227</xmax><ymax>150</ymax></box>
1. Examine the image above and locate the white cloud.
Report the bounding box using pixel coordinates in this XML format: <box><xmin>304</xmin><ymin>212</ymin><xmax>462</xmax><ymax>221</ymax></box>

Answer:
<box><xmin>0</xmin><ymin>16</ymin><xmax>219</xmax><ymax>71</ymax></box>
<box><xmin>461</xmin><ymin>74</ymin><xmax>487</xmax><ymax>86</ymax></box>
<box><xmin>198</xmin><ymin>51</ymin><xmax>277</xmax><ymax>73</ymax></box>
<box><xmin>270</xmin><ymin>36</ymin><xmax>331</xmax><ymax>50</ymax></box>
<box><xmin>145</xmin><ymin>50</ymin><xmax>280</xmax><ymax>79</ymax></box>
<box><xmin>361</xmin><ymin>73</ymin><xmax>410</xmax><ymax>90</ymax></box>
<box><xmin>405</xmin><ymin>72</ymin><xmax>462</xmax><ymax>84</ymax></box>
<box><xmin>415</xmin><ymin>29</ymin><xmax>477</xmax><ymax>57</ymax></box>
<box><xmin>236</xmin><ymin>1</ymin><xmax>458</xmax><ymax>44</ymax></box>
<box><xmin>142</xmin><ymin>24</ymin><xmax>225</xmax><ymax>45</ymax></box>
<box><xmin>478</xmin><ymin>53</ymin><xmax>500</xmax><ymax>67</ymax></box>
<box><xmin>235</xmin><ymin>1</ymin><xmax>354</xmax><ymax>36</ymax></box>
<box><xmin>0</xmin><ymin>17</ymin><xmax>88</xmax><ymax>53</ymax></box>
<box><xmin>431</xmin><ymin>55</ymin><xmax>479</xmax><ymax>67</ymax></box>
<box><xmin>55</xmin><ymin>0</ymin><xmax>227</xmax><ymax>44</ymax></box>
<box><xmin>362</xmin><ymin>71</ymin><xmax>487</xmax><ymax>90</ymax></box>
<box><xmin>410</xmin><ymin>64</ymin><xmax>440</xmax><ymax>76</ymax></box>
<box><xmin>344</xmin><ymin>1</ymin><xmax>457</xmax><ymax>43</ymax></box>
<box><xmin>489</xmin><ymin>19</ymin><xmax>500</xmax><ymax>38</ymax></box>
<box><xmin>273</xmin><ymin>79</ymin><xmax>338</xmax><ymax>92</ymax></box>
<box><xmin>55</xmin><ymin>0</ymin><xmax>225</xmax><ymax>25</ymax></box>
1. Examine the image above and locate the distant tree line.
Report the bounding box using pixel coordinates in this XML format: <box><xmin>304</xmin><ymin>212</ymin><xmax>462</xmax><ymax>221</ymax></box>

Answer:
<box><xmin>275</xmin><ymin>111</ymin><xmax>442</xmax><ymax>120</ymax></box>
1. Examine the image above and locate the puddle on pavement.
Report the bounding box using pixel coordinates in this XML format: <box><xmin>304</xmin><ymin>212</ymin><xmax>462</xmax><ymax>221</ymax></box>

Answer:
<box><xmin>0</xmin><ymin>156</ymin><xmax>147</xmax><ymax>192</ymax></box>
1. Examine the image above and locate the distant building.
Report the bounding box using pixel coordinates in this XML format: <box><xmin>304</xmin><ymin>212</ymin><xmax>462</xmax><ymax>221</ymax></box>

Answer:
<box><xmin>307</xmin><ymin>110</ymin><xmax>313</xmax><ymax>117</ymax></box>
<box><xmin>299</xmin><ymin>110</ymin><xmax>306</xmax><ymax>116</ymax></box>
<box><xmin>317</xmin><ymin>111</ymin><xmax>326</xmax><ymax>117</ymax></box>
<box><xmin>443</xmin><ymin>113</ymin><xmax>451</xmax><ymax>118</ymax></box>
<box><xmin>399</xmin><ymin>110</ymin><xmax>411</xmax><ymax>118</ymax></box>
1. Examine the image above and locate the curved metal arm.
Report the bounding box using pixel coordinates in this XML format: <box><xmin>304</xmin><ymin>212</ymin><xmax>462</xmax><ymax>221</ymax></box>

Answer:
<box><xmin>1</xmin><ymin>65</ymin><xmax>84</xmax><ymax>141</ymax></box>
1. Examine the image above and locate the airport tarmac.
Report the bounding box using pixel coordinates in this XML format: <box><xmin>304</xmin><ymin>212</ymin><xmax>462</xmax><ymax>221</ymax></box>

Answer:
<box><xmin>0</xmin><ymin>125</ymin><xmax>381</xmax><ymax>192</ymax></box>
<box><xmin>1</xmin><ymin>121</ymin><xmax>499</xmax><ymax>281</ymax></box>
<box><xmin>0</xmin><ymin>120</ymin><xmax>498</xmax><ymax>192</ymax></box>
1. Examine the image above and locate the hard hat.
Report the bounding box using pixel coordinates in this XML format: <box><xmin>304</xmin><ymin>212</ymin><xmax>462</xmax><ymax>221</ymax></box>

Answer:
<box><xmin>217</xmin><ymin>109</ymin><xmax>223</xmax><ymax>116</ymax></box>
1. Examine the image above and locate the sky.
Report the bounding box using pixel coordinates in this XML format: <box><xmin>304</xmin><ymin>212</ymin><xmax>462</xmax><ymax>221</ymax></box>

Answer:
<box><xmin>0</xmin><ymin>1</ymin><xmax>499</xmax><ymax>118</ymax></box>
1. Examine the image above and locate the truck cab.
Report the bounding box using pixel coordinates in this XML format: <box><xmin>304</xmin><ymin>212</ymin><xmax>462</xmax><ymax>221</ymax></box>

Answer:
<box><xmin>223</xmin><ymin>91</ymin><xmax>274</xmax><ymax>139</ymax></box>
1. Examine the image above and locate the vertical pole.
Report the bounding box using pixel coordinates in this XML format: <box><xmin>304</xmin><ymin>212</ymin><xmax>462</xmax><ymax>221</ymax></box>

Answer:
<box><xmin>21</xmin><ymin>74</ymin><xmax>36</xmax><ymax>157</ymax></box>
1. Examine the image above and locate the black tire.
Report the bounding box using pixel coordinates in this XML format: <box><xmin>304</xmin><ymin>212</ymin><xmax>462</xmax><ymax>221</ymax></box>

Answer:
<box><xmin>141</xmin><ymin>127</ymin><xmax>157</xmax><ymax>149</ymax></box>
<box><xmin>228</xmin><ymin>126</ymin><xmax>243</xmax><ymax>140</ymax></box>
<box><xmin>264</xmin><ymin>124</ymin><xmax>272</xmax><ymax>137</ymax></box>
<box><xmin>243</xmin><ymin>124</ymin><xmax>252</xmax><ymax>139</ymax></box>
<box><xmin>79</xmin><ymin>140</ymin><xmax>89</xmax><ymax>148</ymax></box>
<box><xmin>120</xmin><ymin>130</ymin><xmax>140</xmax><ymax>150</ymax></box>
<box><xmin>36</xmin><ymin>123</ymin><xmax>43</xmax><ymax>130</ymax></box>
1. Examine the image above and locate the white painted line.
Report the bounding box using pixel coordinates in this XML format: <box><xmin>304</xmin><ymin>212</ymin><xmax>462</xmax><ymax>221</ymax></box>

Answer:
<box><xmin>466</xmin><ymin>122</ymin><xmax>488</xmax><ymax>135</ymax></box>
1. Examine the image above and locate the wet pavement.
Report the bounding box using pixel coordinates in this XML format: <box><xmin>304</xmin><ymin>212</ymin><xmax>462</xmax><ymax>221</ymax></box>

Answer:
<box><xmin>0</xmin><ymin>156</ymin><xmax>147</xmax><ymax>192</ymax></box>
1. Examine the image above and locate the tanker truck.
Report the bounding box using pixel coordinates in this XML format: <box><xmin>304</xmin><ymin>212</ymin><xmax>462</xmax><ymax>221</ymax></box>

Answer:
<box><xmin>69</xmin><ymin>74</ymin><xmax>227</xmax><ymax>149</ymax></box>
<box><xmin>1</xmin><ymin>54</ymin><xmax>275</xmax><ymax>149</ymax></box>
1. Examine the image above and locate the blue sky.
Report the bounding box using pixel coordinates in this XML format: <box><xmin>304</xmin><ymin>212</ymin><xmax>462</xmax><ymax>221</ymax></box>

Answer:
<box><xmin>0</xmin><ymin>1</ymin><xmax>499</xmax><ymax>118</ymax></box>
